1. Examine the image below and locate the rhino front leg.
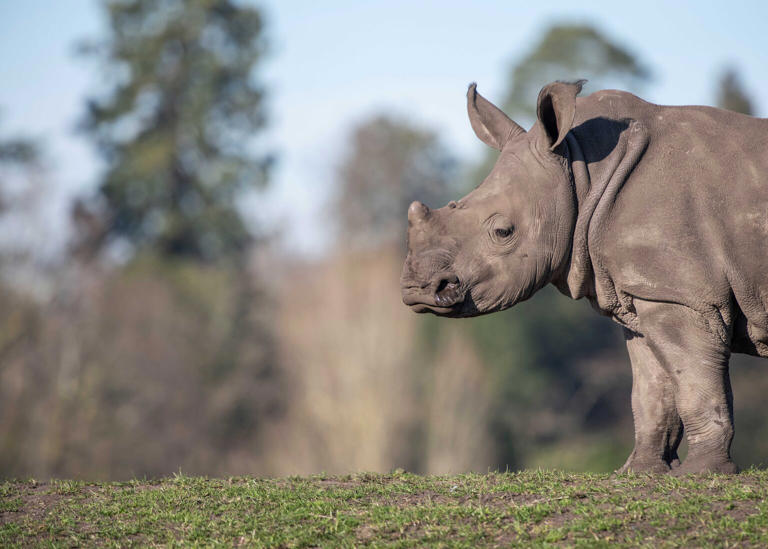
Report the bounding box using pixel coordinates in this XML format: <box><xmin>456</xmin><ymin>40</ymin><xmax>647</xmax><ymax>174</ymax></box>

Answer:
<box><xmin>632</xmin><ymin>299</ymin><xmax>737</xmax><ymax>475</ymax></box>
<box><xmin>617</xmin><ymin>328</ymin><xmax>683</xmax><ymax>474</ymax></box>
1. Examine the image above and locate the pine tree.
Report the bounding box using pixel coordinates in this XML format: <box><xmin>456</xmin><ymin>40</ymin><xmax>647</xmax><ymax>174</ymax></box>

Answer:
<box><xmin>77</xmin><ymin>0</ymin><xmax>270</xmax><ymax>262</ymax></box>
<box><xmin>716</xmin><ymin>67</ymin><xmax>754</xmax><ymax>116</ymax></box>
<box><xmin>502</xmin><ymin>23</ymin><xmax>651</xmax><ymax>125</ymax></box>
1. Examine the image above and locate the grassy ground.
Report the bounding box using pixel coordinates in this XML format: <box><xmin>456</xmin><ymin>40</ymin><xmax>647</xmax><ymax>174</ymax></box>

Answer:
<box><xmin>2</xmin><ymin>469</ymin><xmax>768</xmax><ymax>547</ymax></box>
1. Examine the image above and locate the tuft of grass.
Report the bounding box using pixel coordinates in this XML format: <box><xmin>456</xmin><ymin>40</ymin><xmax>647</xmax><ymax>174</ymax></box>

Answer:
<box><xmin>1</xmin><ymin>469</ymin><xmax>767</xmax><ymax>547</ymax></box>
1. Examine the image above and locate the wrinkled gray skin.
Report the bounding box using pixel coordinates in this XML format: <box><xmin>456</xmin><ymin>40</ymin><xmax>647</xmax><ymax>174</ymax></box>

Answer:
<box><xmin>401</xmin><ymin>80</ymin><xmax>768</xmax><ymax>475</ymax></box>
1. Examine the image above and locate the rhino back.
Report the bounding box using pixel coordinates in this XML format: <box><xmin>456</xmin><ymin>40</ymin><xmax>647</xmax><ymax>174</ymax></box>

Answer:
<box><xmin>575</xmin><ymin>90</ymin><xmax>768</xmax><ymax>354</ymax></box>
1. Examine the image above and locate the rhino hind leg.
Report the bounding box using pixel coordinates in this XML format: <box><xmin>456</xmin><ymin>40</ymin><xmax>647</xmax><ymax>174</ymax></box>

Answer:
<box><xmin>631</xmin><ymin>299</ymin><xmax>738</xmax><ymax>475</ymax></box>
<box><xmin>617</xmin><ymin>328</ymin><xmax>684</xmax><ymax>474</ymax></box>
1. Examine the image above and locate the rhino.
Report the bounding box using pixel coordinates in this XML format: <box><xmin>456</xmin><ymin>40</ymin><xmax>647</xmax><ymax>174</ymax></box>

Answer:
<box><xmin>401</xmin><ymin>80</ymin><xmax>768</xmax><ymax>474</ymax></box>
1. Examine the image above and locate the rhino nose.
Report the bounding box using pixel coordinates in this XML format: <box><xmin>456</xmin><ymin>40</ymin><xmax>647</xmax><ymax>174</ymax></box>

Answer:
<box><xmin>408</xmin><ymin>201</ymin><xmax>429</xmax><ymax>224</ymax></box>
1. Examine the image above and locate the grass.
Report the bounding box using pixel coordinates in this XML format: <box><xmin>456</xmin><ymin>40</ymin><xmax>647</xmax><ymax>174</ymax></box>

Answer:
<box><xmin>2</xmin><ymin>469</ymin><xmax>768</xmax><ymax>547</ymax></box>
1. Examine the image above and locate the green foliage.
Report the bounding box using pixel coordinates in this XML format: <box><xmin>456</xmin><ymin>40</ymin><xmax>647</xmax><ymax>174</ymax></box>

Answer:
<box><xmin>716</xmin><ymin>67</ymin><xmax>754</xmax><ymax>116</ymax></box>
<box><xmin>336</xmin><ymin>115</ymin><xmax>458</xmax><ymax>248</ymax></box>
<box><xmin>4</xmin><ymin>471</ymin><xmax>768</xmax><ymax>546</ymax></box>
<box><xmin>78</xmin><ymin>0</ymin><xmax>271</xmax><ymax>261</ymax></box>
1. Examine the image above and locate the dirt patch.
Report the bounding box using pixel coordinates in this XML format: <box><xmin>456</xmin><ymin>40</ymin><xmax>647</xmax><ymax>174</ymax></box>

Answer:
<box><xmin>0</xmin><ymin>483</ymin><xmax>65</xmax><ymax>525</ymax></box>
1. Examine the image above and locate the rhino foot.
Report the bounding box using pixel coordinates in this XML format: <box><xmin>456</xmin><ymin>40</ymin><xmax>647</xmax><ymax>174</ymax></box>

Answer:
<box><xmin>615</xmin><ymin>451</ymin><xmax>673</xmax><ymax>475</ymax></box>
<box><xmin>670</xmin><ymin>457</ymin><xmax>739</xmax><ymax>476</ymax></box>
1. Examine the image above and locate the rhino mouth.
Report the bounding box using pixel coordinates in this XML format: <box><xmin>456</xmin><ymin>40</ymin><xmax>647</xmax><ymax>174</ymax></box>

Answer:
<box><xmin>406</xmin><ymin>301</ymin><xmax>459</xmax><ymax>315</ymax></box>
<box><xmin>401</xmin><ymin>280</ymin><xmax>467</xmax><ymax>316</ymax></box>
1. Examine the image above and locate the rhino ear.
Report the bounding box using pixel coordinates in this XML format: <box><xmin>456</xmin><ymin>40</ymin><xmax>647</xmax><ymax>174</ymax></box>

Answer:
<box><xmin>536</xmin><ymin>79</ymin><xmax>585</xmax><ymax>152</ymax></box>
<box><xmin>467</xmin><ymin>83</ymin><xmax>525</xmax><ymax>150</ymax></box>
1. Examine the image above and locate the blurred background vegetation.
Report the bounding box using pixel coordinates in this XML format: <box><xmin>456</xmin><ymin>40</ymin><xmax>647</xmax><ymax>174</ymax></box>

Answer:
<box><xmin>0</xmin><ymin>1</ymin><xmax>766</xmax><ymax>479</ymax></box>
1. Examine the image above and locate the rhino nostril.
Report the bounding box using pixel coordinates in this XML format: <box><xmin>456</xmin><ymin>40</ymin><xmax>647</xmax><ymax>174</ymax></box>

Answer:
<box><xmin>435</xmin><ymin>278</ymin><xmax>452</xmax><ymax>294</ymax></box>
<box><xmin>434</xmin><ymin>274</ymin><xmax>460</xmax><ymax>298</ymax></box>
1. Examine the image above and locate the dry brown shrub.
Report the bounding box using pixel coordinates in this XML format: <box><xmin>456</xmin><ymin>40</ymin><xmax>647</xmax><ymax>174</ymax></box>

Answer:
<box><xmin>264</xmin><ymin>246</ymin><xmax>494</xmax><ymax>475</ymax></box>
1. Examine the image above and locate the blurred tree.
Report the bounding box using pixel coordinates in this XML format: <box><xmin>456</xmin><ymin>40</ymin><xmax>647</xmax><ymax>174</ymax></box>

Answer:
<box><xmin>0</xmin><ymin>119</ymin><xmax>56</xmax><ymax>285</ymax></box>
<box><xmin>330</xmin><ymin>115</ymin><xmax>478</xmax><ymax>472</ymax></box>
<box><xmin>716</xmin><ymin>67</ymin><xmax>754</xmax><ymax>115</ymax></box>
<box><xmin>502</xmin><ymin>23</ymin><xmax>651</xmax><ymax>126</ymax></box>
<box><xmin>0</xmin><ymin>119</ymin><xmax>41</xmax><ymax>211</ymax></box>
<box><xmin>76</xmin><ymin>0</ymin><xmax>271</xmax><ymax>262</ymax></box>
<box><xmin>0</xmin><ymin>0</ymin><xmax>287</xmax><ymax>480</ymax></box>
<box><xmin>335</xmin><ymin>115</ymin><xmax>458</xmax><ymax>249</ymax></box>
<box><xmin>0</xmin><ymin>132</ymin><xmax>39</xmax><ymax>169</ymax></box>
<box><xmin>0</xmin><ymin>118</ymin><xmax>42</xmax><ymax>276</ymax></box>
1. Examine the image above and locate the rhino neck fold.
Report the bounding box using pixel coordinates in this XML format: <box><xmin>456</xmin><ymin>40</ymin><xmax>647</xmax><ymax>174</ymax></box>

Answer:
<box><xmin>557</xmin><ymin>119</ymin><xmax>650</xmax><ymax>328</ymax></box>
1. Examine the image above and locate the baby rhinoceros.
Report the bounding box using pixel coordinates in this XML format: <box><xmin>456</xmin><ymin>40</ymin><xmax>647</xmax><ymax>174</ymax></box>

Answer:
<box><xmin>401</xmin><ymin>80</ymin><xmax>768</xmax><ymax>475</ymax></box>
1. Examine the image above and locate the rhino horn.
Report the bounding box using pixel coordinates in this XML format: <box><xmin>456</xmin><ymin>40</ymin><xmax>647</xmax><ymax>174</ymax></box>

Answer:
<box><xmin>467</xmin><ymin>83</ymin><xmax>525</xmax><ymax>151</ymax></box>
<box><xmin>408</xmin><ymin>201</ymin><xmax>430</xmax><ymax>225</ymax></box>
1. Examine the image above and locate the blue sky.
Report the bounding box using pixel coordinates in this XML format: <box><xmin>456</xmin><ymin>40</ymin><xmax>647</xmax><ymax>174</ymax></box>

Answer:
<box><xmin>0</xmin><ymin>1</ymin><xmax>766</xmax><ymax>255</ymax></box>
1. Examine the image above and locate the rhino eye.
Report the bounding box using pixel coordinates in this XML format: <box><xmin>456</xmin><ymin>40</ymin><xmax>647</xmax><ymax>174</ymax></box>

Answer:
<box><xmin>494</xmin><ymin>227</ymin><xmax>513</xmax><ymax>239</ymax></box>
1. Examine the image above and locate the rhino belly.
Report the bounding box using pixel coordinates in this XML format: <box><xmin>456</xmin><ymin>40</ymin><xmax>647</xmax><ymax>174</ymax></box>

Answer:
<box><xmin>732</xmin><ymin>311</ymin><xmax>768</xmax><ymax>358</ymax></box>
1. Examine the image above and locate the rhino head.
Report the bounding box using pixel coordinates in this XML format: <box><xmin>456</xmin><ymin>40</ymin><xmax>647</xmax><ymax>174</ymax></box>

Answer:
<box><xmin>401</xmin><ymin>81</ymin><xmax>584</xmax><ymax>317</ymax></box>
